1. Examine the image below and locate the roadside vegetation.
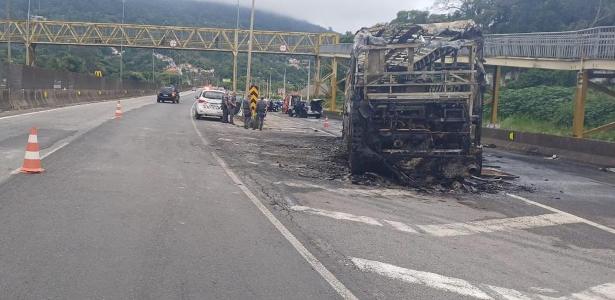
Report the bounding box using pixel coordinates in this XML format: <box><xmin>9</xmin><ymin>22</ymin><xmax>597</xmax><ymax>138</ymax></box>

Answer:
<box><xmin>482</xmin><ymin>72</ymin><xmax>615</xmax><ymax>141</ymax></box>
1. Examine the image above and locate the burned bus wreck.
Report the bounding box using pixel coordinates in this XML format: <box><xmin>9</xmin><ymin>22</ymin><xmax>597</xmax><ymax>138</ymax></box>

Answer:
<box><xmin>343</xmin><ymin>20</ymin><xmax>486</xmax><ymax>181</ymax></box>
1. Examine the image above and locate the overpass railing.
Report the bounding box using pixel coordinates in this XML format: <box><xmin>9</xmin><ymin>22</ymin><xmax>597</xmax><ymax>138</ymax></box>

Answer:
<box><xmin>484</xmin><ymin>26</ymin><xmax>615</xmax><ymax>60</ymax></box>
<box><xmin>0</xmin><ymin>20</ymin><xmax>338</xmax><ymax>56</ymax></box>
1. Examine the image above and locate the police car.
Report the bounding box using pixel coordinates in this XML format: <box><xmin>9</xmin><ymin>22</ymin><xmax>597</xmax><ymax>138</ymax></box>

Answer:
<box><xmin>194</xmin><ymin>89</ymin><xmax>226</xmax><ymax>120</ymax></box>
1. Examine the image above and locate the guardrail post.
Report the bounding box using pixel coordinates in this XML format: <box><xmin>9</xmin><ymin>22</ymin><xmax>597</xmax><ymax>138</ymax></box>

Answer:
<box><xmin>572</xmin><ymin>70</ymin><xmax>589</xmax><ymax>138</ymax></box>
<box><xmin>490</xmin><ymin>66</ymin><xmax>501</xmax><ymax>125</ymax></box>
<box><xmin>314</xmin><ymin>56</ymin><xmax>322</xmax><ymax>98</ymax></box>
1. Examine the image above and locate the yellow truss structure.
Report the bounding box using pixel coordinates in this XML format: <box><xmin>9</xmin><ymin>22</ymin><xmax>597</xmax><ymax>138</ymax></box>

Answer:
<box><xmin>0</xmin><ymin>20</ymin><xmax>339</xmax><ymax>55</ymax></box>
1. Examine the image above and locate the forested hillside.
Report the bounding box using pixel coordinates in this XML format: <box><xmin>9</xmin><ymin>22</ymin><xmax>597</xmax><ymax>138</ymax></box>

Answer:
<box><xmin>0</xmin><ymin>0</ymin><xmax>326</xmax><ymax>32</ymax></box>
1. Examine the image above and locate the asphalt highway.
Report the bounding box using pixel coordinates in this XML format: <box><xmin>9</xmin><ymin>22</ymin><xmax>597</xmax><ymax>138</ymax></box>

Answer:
<box><xmin>0</xmin><ymin>93</ymin><xmax>614</xmax><ymax>299</ymax></box>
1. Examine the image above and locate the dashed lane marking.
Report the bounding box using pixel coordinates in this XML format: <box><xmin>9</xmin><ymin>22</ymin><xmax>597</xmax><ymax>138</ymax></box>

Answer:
<box><xmin>309</xmin><ymin>127</ymin><xmax>338</xmax><ymax>137</ymax></box>
<box><xmin>0</xmin><ymin>94</ymin><xmax>155</xmax><ymax>121</ymax></box>
<box><xmin>351</xmin><ymin>257</ymin><xmax>615</xmax><ymax>300</ymax></box>
<box><xmin>507</xmin><ymin>193</ymin><xmax>615</xmax><ymax>235</ymax></box>
<box><xmin>417</xmin><ymin>213</ymin><xmax>581</xmax><ymax>237</ymax></box>
<box><xmin>190</xmin><ymin>106</ymin><xmax>359</xmax><ymax>300</ymax></box>
<box><xmin>383</xmin><ymin>220</ymin><xmax>419</xmax><ymax>234</ymax></box>
<box><xmin>290</xmin><ymin>205</ymin><xmax>583</xmax><ymax>237</ymax></box>
<box><xmin>351</xmin><ymin>257</ymin><xmax>492</xmax><ymax>299</ymax></box>
<box><xmin>292</xmin><ymin>205</ymin><xmax>383</xmax><ymax>226</ymax></box>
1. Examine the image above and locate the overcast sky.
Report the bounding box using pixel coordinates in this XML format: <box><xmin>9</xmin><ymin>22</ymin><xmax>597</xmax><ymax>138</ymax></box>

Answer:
<box><xmin>212</xmin><ymin>0</ymin><xmax>436</xmax><ymax>33</ymax></box>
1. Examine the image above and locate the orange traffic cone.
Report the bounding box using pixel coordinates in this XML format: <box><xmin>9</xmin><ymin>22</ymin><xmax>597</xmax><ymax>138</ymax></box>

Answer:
<box><xmin>114</xmin><ymin>101</ymin><xmax>123</xmax><ymax>119</ymax></box>
<box><xmin>323</xmin><ymin>116</ymin><xmax>330</xmax><ymax>129</ymax></box>
<box><xmin>20</xmin><ymin>127</ymin><xmax>44</xmax><ymax>174</ymax></box>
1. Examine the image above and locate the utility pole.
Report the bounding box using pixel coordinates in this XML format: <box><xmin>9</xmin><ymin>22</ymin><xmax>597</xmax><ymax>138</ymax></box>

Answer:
<box><xmin>232</xmin><ymin>0</ymin><xmax>239</xmax><ymax>94</ymax></box>
<box><xmin>177</xmin><ymin>52</ymin><xmax>181</xmax><ymax>90</ymax></box>
<box><xmin>25</xmin><ymin>0</ymin><xmax>31</xmax><ymax>66</ymax></box>
<box><xmin>120</xmin><ymin>0</ymin><xmax>125</xmax><ymax>89</ymax></box>
<box><xmin>152</xmin><ymin>49</ymin><xmax>155</xmax><ymax>88</ymax></box>
<box><xmin>306</xmin><ymin>59</ymin><xmax>311</xmax><ymax>101</ymax></box>
<box><xmin>282</xmin><ymin>67</ymin><xmax>286</xmax><ymax>99</ymax></box>
<box><xmin>6</xmin><ymin>0</ymin><xmax>11</xmax><ymax>64</ymax></box>
<box><xmin>268</xmin><ymin>70</ymin><xmax>272</xmax><ymax>99</ymax></box>
<box><xmin>244</xmin><ymin>0</ymin><xmax>255</xmax><ymax>99</ymax></box>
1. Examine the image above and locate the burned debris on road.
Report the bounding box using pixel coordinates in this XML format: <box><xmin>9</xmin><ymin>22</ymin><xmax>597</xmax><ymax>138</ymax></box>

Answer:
<box><xmin>213</xmin><ymin>115</ymin><xmax>523</xmax><ymax>195</ymax></box>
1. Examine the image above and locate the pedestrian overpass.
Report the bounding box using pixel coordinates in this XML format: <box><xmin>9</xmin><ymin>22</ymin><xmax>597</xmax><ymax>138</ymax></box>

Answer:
<box><xmin>1</xmin><ymin>20</ymin><xmax>614</xmax><ymax>137</ymax></box>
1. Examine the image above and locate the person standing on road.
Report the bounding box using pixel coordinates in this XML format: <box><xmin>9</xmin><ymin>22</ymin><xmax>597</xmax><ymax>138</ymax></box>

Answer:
<box><xmin>242</xmin><ymin>97</ymin><xmax>252</xmax><ymax>129</ymax></box>
<box><xmin>221</xmin><ymin>93</ymin><xmax>229</xmax><ymax>123</ymax></box>
<box><xmin>254</xmin><ymin>97</ymin><xmax>267</xmax><ymax>131</ymax></box>
<box><xmin>226</xmin><ymin>92</ymin><xmax>237</xmax><ymax>125</ymax></box>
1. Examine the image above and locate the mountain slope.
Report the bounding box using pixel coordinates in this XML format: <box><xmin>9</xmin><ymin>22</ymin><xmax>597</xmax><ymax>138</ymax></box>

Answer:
<box><xmin>2</xmin><ymin>0</ymin><xmax>327</xmax><ymax>32</ymax></box>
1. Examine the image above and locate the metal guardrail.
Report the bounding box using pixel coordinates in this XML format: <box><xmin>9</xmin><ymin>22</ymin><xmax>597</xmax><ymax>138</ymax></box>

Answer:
<box><xmin>319</xmin><ymin>44</ymin><xmax>353</xmax><ymax>57</ymax></box>
<box><xmin>484</xmin><ymin>26</ymin><xmax>615</xmax><ymax>60</ymax></box>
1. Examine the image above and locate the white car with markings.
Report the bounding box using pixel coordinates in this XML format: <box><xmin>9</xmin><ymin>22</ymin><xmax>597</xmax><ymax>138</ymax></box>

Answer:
<box><xmin>194</xmin><ymin>90</ymin><xmax>226</xmax><ymax>120</ymax></box>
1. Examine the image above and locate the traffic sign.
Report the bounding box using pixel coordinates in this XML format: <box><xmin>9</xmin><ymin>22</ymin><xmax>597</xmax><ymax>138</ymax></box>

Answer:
<box><xmin>279</xmin><ymin>44</ymin><xmax>288</xmax><ymax>52</ymax></box>
<box><xmin>169</xmin><ymin>40</ymin><xmax>178</xmax><ymax>47</ymax></box>
<box><xmin>249</xmin><ymin>85</ymin><xmax>259</xmax><ymax>117</ymax></box>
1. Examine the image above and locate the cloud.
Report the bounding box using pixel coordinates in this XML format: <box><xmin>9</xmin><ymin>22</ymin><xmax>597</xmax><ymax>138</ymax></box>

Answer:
<box><xmin>209</xmin><ymin>0</ymin><xmax>435</xmax><ymax>32</ymax></box>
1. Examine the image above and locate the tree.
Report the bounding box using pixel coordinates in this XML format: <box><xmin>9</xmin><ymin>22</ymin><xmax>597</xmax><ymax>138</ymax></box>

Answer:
<box><xmin>62</xmin><ymin>55</ymin><xmax>86</xmax><ymax>73</ymax></box>
<box><xmin>391</xmin><ymin>10</ymin><xmax>451</xmax><ymax>25</ymax></box>
<box><xmin>434</xmin><ymin>0</ymin><xmax>615</xmax><ymax>33</ymax></box>
<box><xmin>340</xmin><ymin>31</ymin><xmax>354</xmax><ymax>43</ymax></box>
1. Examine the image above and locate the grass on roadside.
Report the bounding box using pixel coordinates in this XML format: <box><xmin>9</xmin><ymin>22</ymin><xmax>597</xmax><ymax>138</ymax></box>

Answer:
<box><xmin>495</xmin><ymin>116</ymin><xmax>615</xmax><ymax>142</ymax></box>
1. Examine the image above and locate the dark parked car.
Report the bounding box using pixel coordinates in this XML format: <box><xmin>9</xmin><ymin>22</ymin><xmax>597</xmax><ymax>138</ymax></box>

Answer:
<box><xmin>267</xmin><ymin>100</ymin><xmax>282</xmax><ymax>112</ymax></box>
<box><xmin>157</xmin><ymin>87</ymin><xmax>180</xmax><ymax>104</ymax></box>
<box><xmin>290</xmin><ymin>99</ymin><xmax>323</xmax><ymax>118</ymax></box>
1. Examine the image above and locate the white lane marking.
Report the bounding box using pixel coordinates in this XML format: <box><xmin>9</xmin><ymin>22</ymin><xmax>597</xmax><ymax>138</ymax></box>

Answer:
<box><xmin>418</xmin><ymin>213</ymin><xmax>580</xmax><ymax>237</ymax></box>
<box><xmin>279</xmin><ymin>181</ymin><xmax>419</xmax><ymax>198</ymax></box>
<box><xmin>482</xmin><ymin>285</ymin><xmax>536</xmax><ymax>300</ymax></box>
<box><xmin>507</xmin><ymin>193</ymin><xmax>615</xmax><ymax>235</ymax></box>
<box><xmin>352</xmin><ymin>257</ymin><xmax>615</xmax><ymax>300</ymax></box>
<box><xmin>190</xmin><ymin>107</ymin><xmax>358</xmax><ymax>300</ymax></box>
<box><xmin>383</xmin><ymin>220</ymin><xmax>419</xmax><ymax>233</ymax></box>
<box><xmin>0</xmin><ymin>95</ymin><xmax>149</xmax><ymax>121</ymax></box>
<box><xmin>41</xmin><ymin>141</ymin><xmax>70</xmax><ymax>160</ymax></box>
<box><xmin>558</xmin><ymin>282</ymin><xmax>615</xmax><ymax>300</ymax></box>
<box><xmin>351</xmin><ymin>257</ymin><xmax>493</xmax><ymax>299</ymax></box>
<box><xmin>291</xmin><ymin>205</ymin><xmax>383</xmax><ymax>226</ymax></box>
<box><xmin>291</xmin><ymin>205</ymin><xmax>581</xmax><ymax>237</ymax></box>
<box><xmin>309</xmin><ymin>127</ymin><xmax>338</xmax><ymax>137</ymax></box>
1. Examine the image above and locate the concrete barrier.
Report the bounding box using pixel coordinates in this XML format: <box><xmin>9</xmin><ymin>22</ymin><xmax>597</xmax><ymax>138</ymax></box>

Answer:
<box><xmin>482</xmin><ymin>128</ymin><xmax>615</xmax><ymax>166</ymax></box>
<box><xmin>0</xmin><ymin>88</ymin><xmax>152</xmax><ymax>113</ymax></box>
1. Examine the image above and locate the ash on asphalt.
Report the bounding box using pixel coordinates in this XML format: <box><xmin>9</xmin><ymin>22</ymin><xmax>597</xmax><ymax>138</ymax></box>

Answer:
<box><xmin>214</xmin><ymin>120</ymin><xmax>532</xmax><ymax>196</ymax></box>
